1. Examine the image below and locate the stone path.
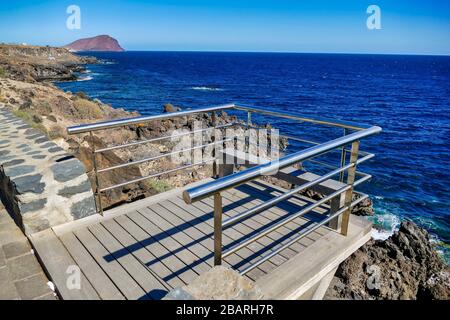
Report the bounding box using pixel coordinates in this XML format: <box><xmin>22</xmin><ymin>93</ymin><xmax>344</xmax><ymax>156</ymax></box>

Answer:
<box><xmin>0</xmin><ymin>202</ymin><xmax>57</xmax><ymax>300</ymax></box>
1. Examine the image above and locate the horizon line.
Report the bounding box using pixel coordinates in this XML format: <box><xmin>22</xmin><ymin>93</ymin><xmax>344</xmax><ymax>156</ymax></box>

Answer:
<box><xmin>77</xmin><ymin>49</ymin><xmax>450</xmax><ymax>57</ymax></box>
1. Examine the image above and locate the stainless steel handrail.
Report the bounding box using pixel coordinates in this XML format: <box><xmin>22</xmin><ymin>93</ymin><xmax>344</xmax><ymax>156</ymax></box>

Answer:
<box><xmin>183</xmin><ymin>125</ymin><xmax>381</xmax><ymax>204</ymax></box>
<box><xmin>67</xmin><ymin>103</ymin><xmax>236</xmax><ymax>134</ymax></box>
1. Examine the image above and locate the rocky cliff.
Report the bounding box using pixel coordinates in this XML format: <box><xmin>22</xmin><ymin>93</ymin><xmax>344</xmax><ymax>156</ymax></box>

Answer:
<box><xmin>64</xmin><ymin>35</ymin><xmax>124</xmax><ymax>52</ymax></box>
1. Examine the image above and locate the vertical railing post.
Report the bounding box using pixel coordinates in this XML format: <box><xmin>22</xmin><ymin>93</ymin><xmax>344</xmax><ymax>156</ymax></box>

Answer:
<box><xmin>213</xmin><ymin>192</ymin><xmax>223</xmax><ymax>265</ymax></box>
<box><xmin>211</xmin><ymin>111</ymin><xmax>218</xmax><ymax>178</ymax></box>
<box><xmin>339</xmin><ymin>128</ymin><xmax>348</xmax><ymax>182</ymax></box>
<box><xmin>90</xmin><ymin>131</ymin><xmax>103</xmax><ymax>215</ymax></box>
<box><xmin>341</xmin><ymin>140</ymin><xmax>360</xmax><ymax>236</ymax></box>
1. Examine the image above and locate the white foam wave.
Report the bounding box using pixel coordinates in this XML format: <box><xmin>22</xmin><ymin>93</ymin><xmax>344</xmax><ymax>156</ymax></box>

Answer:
<box><xmin>190</xmin><ymin>86</ymin><xmax>223</xmax><ymax>91</ymax></box>
<box><xmin>371</xmin><ymin>228</ymin><xmax>394</xmax><ymax>240</ymax></box>
<box><xmin>77</xmin><ymin>76</ymin><xmax>93</xmax><ymax>82</ymax></box>
<box><xmin>369</xmin><ymin>210</ymin><xmax>401</xmax><ymax>241</ymax></box>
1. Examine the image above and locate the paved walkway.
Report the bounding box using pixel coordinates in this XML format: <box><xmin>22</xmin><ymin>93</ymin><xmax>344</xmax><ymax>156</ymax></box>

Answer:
<box><xmin>0</xmin><ymin>202</ymin><xmax>57</xmax><ymax>300</ymax></box>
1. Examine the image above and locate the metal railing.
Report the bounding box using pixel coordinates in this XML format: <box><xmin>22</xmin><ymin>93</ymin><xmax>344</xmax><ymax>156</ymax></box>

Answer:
<box><xmin>181</xmin><ymin>105</ymin><xmax>381</xmax><ymax>273</ymax></box>
<box><xmin>67</xmin><ymin>103</ymin><xmax>381</xmax><ymax>274</ymax></box>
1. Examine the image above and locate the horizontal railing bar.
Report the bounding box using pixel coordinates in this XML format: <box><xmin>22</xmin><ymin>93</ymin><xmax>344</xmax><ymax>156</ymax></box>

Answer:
<box><xmin>183</xmin><ymin>125</ymin><xmax>381</xmax><ymax>204</ymax></box>
<box><xmin>239</xmin><ymin>193</ymin><xmax>369</xmax><ymax>275</ymax></box>
<box><xmin>67</xmin><ymin>103</ymin><xmax>236</xmax><ymax>134</ymax></box>
<box><xmin>222</xmin><ymin>172</ymin><xmax>371</xmax><ymax>258</ymax></box>
<box><xmin>281</xmin><ymin>134</ymin><xmax>371</xmax><ymax>157</ymax></box>
<box><xmin>95</xmin><ymin>123</ymin><xmax>236</xmax><ymax>153</ymax></box>
<box><xmin>234</xmin><ymin>105</ymin><xmax>372</xmax><ymax>130</ymax></box>
<box><xmin>306</xmin><ymin>155</ymin><xmax>374</xmax><ymax>173</ymax></box>
<box><xmin>222</xmin><ymin>153</ymin><xmax>372</xmax><ymax>229</ymax></box>
<box><xmin>99</xmin><ymin>158</ymin><xmax>215</xmax><ymax>192</ymax></box>
<box><xmin>237</xmin><ymin>123</ymin><xmax>372</xmax><ymax>158</ymax></box>
<box><xmin>223</xmin><ymin>157</ymin><xmax>357</xmax><ymax>229</ymax></box>
<box><xmin>222</xmin><ymin>180</ymin><xmax>348</xmax><ymax>258</ymax></box>
<box><xmin>97</xmin><ymin>139</ymin><xmax>231</xmax><ymax>173</ymax></box>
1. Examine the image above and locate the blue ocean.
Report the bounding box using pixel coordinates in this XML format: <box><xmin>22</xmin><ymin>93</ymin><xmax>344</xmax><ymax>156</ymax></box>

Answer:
<box><xmin>56</xmin><ymin>52</ymin><xmax>450</xmax><ymax>262</ymax></box>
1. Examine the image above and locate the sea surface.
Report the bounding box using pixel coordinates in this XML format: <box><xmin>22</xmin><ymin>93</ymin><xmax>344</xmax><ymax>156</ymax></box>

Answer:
<box><xmin>56</xmin><ymin>52</ymin><xmax>450</xmax><ymax>262</ymax></box>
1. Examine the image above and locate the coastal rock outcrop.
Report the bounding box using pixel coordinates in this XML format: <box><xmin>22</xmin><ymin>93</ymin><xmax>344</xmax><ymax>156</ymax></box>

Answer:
<box><xmin>0</xmin><ymin>44</ymin><xmax>96</xmax><ymax>82</ymax></box>
<box><xmin>325</xmin><ymin>221</ymin><xmax>449</xmax><ymax>300</ymax></box>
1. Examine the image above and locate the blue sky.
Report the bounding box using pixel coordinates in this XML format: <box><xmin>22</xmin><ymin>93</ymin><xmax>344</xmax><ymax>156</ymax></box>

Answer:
<box><xmin>0</xmin><ymin>0</ymin><xmax>449</xmax><ymax>54</ymax></box>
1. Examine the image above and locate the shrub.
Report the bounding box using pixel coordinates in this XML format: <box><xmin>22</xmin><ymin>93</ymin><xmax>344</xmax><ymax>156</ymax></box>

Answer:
<box><xmin>47</xmin><ymin>115</ymin><xmax>57</xmax><ymax>122</ymax></box>
<box><xmin>0</xmin><ymin>66</ymin><xmax>6</xmax><ymax>78</ymax></box>
<box><xmin>73</xmin><ymin>98</ymin><xmax>103</xmax><ymax>119</ymax></box>
<box><xmin>19</xmin><ymin>99</ymin><xmax>32</xmax><ymax>110</ymax></box>
<box><xmin>144</xmin><ymin>179</ymin><xmax>172</xmax><ymax>194</ymax></box>
<box><xmin>48</xmin><ymin>125</ymin><xmax>66</xmax><ymax>139</ymax></box>
<box><xmin>75</xmin><ymin>91</ymin><xmax>90</xmax><ymax>100</ymax></box>
<box><xmin>32</xmin><ymin>114</ymin><xmax>42</xmax><ymax>123</ymax></box>
<box><xmin>39</xmin><ymin>101</ymin><xmax>52</xmax><ymax>115</ymax></box>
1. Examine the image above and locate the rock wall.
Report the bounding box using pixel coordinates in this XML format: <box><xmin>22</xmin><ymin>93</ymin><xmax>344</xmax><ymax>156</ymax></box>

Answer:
<box><xmin>164</xmin><ymin>266</ymin><xmax>264</xmax><ymax>300</ymax></box>
<box><xmin>0</xmin><ymin>105</ymin><xmax>96</xmax><ymax>234</ymax></box>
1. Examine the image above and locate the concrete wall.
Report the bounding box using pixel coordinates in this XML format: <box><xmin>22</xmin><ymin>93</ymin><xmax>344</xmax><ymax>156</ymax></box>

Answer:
<box><xmin>0</xmin><ymin>106</ymin><xmax>96</xmax><ymax>234</ymax></box>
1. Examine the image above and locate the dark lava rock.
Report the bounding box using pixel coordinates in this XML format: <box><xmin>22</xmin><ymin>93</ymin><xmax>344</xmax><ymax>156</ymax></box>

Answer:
<box><xmin>325</xmin><ymin>221</ymin><xmax>449</xmax><ymax>300</ymax></box>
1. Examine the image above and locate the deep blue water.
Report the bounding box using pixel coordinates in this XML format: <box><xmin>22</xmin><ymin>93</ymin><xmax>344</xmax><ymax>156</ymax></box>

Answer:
<box><xmin>56</xmin><ymin>52</ymin><xmax>450</xmax><ymax>261</ymax></box>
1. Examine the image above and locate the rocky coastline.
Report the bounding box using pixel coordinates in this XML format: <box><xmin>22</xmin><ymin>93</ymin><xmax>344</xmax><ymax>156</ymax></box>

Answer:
<box><xmin>0</xmin><ymin>44</ymin><xmax>448</xmax><ymax>300</ymax></box>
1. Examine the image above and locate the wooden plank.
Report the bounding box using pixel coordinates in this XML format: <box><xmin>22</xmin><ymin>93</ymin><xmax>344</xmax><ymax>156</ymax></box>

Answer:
<box><xmin>113</xmin><ymin>214</ymin><xmax>194</xmax><ymax>285</ymax></box>
<box><xmin>73</xmin><ymin>227</ymin><xmax>147</xmax><ymax>300</ymax></box>
<box><xmin>247</xmin><ymin>180</ymin><xmax>329</xmax><ymax>220</ymax></box>
<box><xmin>221</xmin><ymin>187</ymin><xmax>315</xmax><ymax>250</ymax></box>
<box><xmin>101</xmin><ymin>218</ymin><xmax>184</xmax><ymax>288</ymax></box>
<box><xmin>88</xmin><ymin>223</ymin><xmax>169</xmax><ymax>300</ymax></box>
<box><xmin>29</xmin><ymin>229</ymin><xmax>100</xmax><ymax>300</ymax></box>
<box><xmin>52</xmin><ymin>177</ymin><xmax>216</xmax><ymax>236</ymax></box>
<box><xmin>256</xmin><ymin>215</ymin><xmax>371</xmax><ymax>299</ymax></box>
<box><xmin>134</xmin><ymin>208</ymin><xmax>211</xmax><ymax>276</ymax></box>
<box><xmin>219</xmin><ymin>191</ymin><xmax>305</xmax><ymax>256</ymax></box>
<box><xmin>123</xmin><ymin>211</ymin><xmax>200</xmax><ymax>284</ymax></box>
<box><xmin>59</xmin><ymin>232</ymin><xmax>125</xmax><ymax>300</ymax></box>
<box><xmin>201</xmin><ymin>195</ymin><xmax>297</xmax><ymax>264</ymax></box>
<box><xmin>187</xmin><ymin>199</ymin><xmax>281</xmax><ymax>276</ymax></box>
<box><xmin>168</xmin><ymin>197</ymin><xmax>269</xmax><ymax>279</ymax></box>
<box><xmin>143</xmin><ymin>203</ymin><xmax>215</xmax><ymax>267</ymax></box>
<box><xmin>241</xmin><ymin>181</ymin><xmax>329</xmax><ymax>238</ymax></box>
<box><xmin>200</xmin><ymin>196</ymin><xmax>291</xmax><ymax>277</ymax></box>
<box><xmin>161</xmin><ymin>199</ymin><xmax>255</xmax><ymax>272</ymax></box>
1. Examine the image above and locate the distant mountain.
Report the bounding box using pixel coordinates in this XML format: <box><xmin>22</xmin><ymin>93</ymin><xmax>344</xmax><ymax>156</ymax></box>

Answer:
<box><xmin>64</xmin><ymin>35</ymin><xmax>124</xmax><ymax>52</ymax></box>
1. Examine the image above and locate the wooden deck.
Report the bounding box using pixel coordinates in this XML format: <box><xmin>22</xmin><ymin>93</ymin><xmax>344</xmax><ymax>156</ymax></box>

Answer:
<box><xmin>29</xmin><ymin>178</ymin><xmax>371</xmax><ymax>300</ymax></box>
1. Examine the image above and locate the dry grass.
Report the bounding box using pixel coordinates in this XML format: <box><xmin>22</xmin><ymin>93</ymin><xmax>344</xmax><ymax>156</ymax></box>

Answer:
<box><xmin>12</xmin><ymin>108</ymin><xmax>48</xmax><ymax>134</ymax></box>
<box><xmin>48</xmin><ymin>124</ymin><xmax>66</xmax><ymax>139</ymax></box>
<box><xmin>143</xmin><ymin>178</ymin><xmax>172</xmax><ymax>194</ymax></box>
<box><xmin>73</xmin><ymin>98</ymin><xmax>103</xmax><ymax>119</ymax></box>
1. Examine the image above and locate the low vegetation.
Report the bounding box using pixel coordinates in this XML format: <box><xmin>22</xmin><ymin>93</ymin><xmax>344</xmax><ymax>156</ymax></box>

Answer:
<box><xmin>12</xmin><ymin>108</ymin><xmax>48</xmax><ymax>134</ymax></box>
<box><xmin>73</xmin><ymin>98</ymin><xmax>103</xmax><ymax>119</ymax></box>
<box><xmin>144</xmin><ymin>178</ymin><xmax>172</xmax><ymax>194</ymax></box>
